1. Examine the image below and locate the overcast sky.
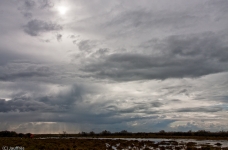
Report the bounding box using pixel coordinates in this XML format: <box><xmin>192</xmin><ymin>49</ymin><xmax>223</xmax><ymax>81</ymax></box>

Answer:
<box><xmin>0</xmin><ymin>0</ymin><xmax>228</xmax><ymax>134</ymax></box>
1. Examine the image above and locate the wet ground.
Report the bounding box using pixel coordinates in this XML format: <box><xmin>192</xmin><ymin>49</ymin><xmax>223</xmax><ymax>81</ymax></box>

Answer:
<box><xmin>32</xmin><ymin>137</ymin><xmax>228</xmax><ymax>149</ymax></box>
<box><xmin>103</xmin><ymin>139</ymin><xmax>228</xmax><ymax>150</ymax></box>
<box><xmin>1</xmin><ymin>137</ymin><xmax>228</xmax><ymax>150</ymax></box>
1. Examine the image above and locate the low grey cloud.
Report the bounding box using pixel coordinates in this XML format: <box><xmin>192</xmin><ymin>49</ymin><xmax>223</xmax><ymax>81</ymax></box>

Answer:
<box><xmin>81</xmin><ymin>33</ymin><xmax>228</xmax><ymax>81</ymax></box>
<box><xmin>69</xmin><ymin>35</ymin><xmax>78</xmax><ymax>39</ymax></box>
<box><xmin>77</xmin><ymin>40</ymin><xmax>97</xmax><ymax>53</ymax></box>
<box><xmin>19</xmin><ymin>0</ymin><xmax>53</xmax><ymax>10</ymax></box>
<box><xmin>38</xmin><ymin>0</ymin><xmax>54</xmax><ymax>9</ymax></box>
<box><xmin>0</xmin><ymin>66</ymin><xmax>53</xmax><ymax>81</ymax></box>
<box><xmin>0</xmin><ymin>50</ymin><xmax>22</xmax><ymax>66</ymax></box>
<box><xmin>69</xmin><ymin>35</ymin><xmax>80</xmax><ymax>44</ymax></box>
<box><xmin>0</xmin><ymin>83</ymin><xmax>160</xmax><ymax>128</ymax></box>
<box><xmin>23</xmin><ymin>19</ymin><xmax>62</xmax><ymax>36</ymax></box>
<box><xmin>151</xmin><ymin>101</ymin><xmax>163</xmax><ymax>107</ymax></box>
<box><xmin>70</xmin><ymin>35</ymin><xmax>76</xmax><ymax>38</ymax></box>
<box><xmin>72</xmin><ymin>40</ymin><xmax>77</xmax><ymax>44</ymax></box>
<box><xmin>20</xmin><ymin>0</ymin><xmax>36</xmax><ymax>10</ymax></box>
<box><xmin>0</xmin><ymin>83</ymin><xmax>88</xmax><ymax>113</ymax></box>
<box><xmin>103</xmin><ymin>9</ymin><xmax>196</xmax><ymax>33</ymax></box>
<box><xmin>105</xmin><ymin>101</ymin><xmax>163</xmax><ymax>115</ymax></box>
<box><xmin>91</xmin><ymin>48</ymin><xmax>109</xmax><ymax>58</ymax></box>
<box><xmin>207</xmin><ymin>0</ymin><xmax>228</xmax><ymax>14</ymax></box>
<box><xmin>0</xmin><ymin>98</ymin><xmax>57</xmax><ymax>113</ymax></box>
<box><xmin>56</xmin><ymin>34</ymin><xmax>62</xmax><ymax>42</ymax></box>
<box><xmin>38</xmin><ymin>84</ymin><xmax>86</xmax><ymax>106</ymax></box>
<box><xmin>23</xmin><ymin>12</ymin><xmax>33</xmax><ymax>18</ymax></box>
<box><xmin>18</xmin><ymin>0</ymin><xmax>54</xmax><ymax>19</ymax></box>
<box><xmin>177</xmin><ymin>107</ymin><xmax>223</xmax><ymax>113</ymax></box>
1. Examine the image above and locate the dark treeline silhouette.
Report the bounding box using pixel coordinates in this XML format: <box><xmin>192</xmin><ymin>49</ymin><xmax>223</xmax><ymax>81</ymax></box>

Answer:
<box><xmin>0</xmin><ymin>131</ymin><xmax>33</xmax><ymax>138</ymax></box>
<box><xmin>78</xmin><ymin>130</ymin><xmax>228</xmax><ymax>137</ymax></box>
<box><xmin>2</xmin><ymin>130</ymin><xmax>228</xmax><ymax>138</ymax></box>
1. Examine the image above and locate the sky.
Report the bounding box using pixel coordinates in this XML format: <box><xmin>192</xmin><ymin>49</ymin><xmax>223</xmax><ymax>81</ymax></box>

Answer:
<box><xmin>0</xmin><ymin>0</ymin><xmax>228</xmax><ymax>134</ymax></box>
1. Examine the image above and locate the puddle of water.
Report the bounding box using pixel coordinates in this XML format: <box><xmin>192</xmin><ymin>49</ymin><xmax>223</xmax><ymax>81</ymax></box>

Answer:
<box><xmin>37</xmin><ymin>137</ymin><xmax>228</xmax><ymax>148</ymax></box>
<box><xmin>93</xmin><ymin>137</ymin><xmax>228</xmax><ymax>148</ymax></box>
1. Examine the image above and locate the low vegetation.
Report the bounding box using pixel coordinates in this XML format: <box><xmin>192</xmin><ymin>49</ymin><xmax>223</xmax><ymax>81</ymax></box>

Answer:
<box><xmin>1</xmin><ymin>130</ymin><xmax>228</xmax><ymax>149</ymax></box>
<box><xmin>0</xmin><ymin>138</ymin><xmax>228</xmax><ymax>150</ymax></box>
<box><xmin>35</xmin><ymin>130</ymin><xmax>228</xmax><ymax>140</ymax></box>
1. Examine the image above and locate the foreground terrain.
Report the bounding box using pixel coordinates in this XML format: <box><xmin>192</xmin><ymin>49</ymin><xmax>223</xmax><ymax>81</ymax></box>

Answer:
<box><xmin>0</xmin><ymin>137</ymin><xmax>228</xmax><ymax>150</ymax></box>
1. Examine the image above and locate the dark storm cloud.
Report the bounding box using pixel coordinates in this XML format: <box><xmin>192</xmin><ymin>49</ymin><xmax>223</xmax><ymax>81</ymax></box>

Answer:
<box><xmin>0</xmin><ymin>66</ymin><xmax>53</xmax><ymax>81</ymax></box>
<box><xmin>81</xmin><ymin>33</ymin><xmax>228</xmax><ymax>81</ymax></box>
<box><xmin>23</xmin><ymin>19</ymin><xmax>62</xmax><ymax>36</ymax></box>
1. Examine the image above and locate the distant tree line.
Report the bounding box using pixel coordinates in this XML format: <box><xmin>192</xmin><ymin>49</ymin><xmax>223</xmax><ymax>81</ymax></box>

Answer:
<box><xmin>79</xmin><ymin>130</ymin><xmax>128</xmax><ymax>136</ymax></box>
<box><xmin>0</xmin><ymin>131</ymin><xmax>33</xmax><ymax>138</ymax></box>
<box><xmin>2</xmin><ymin>130</ymin><xmax>228</xmax><ymax>137</ymax></box>
<box><xmin>78</xmin><ymin>130</ymin><xmax>228</xmax><ymax>137</ymax></box>
<box><xmin>157</xmin><ymin>130</ymin><xmax>228</xmax><ymax>137</ymax></box>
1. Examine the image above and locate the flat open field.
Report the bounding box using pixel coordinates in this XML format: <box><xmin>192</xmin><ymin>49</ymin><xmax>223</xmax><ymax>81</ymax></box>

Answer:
<box><xmin>1</xmin><ymin>137</ymin><xmax>228</xmax><ymax>150</ymax></box>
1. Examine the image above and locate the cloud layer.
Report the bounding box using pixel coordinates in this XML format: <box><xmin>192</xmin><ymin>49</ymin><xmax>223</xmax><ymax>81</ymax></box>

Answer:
<box><xmin>0</xmin><ymin>0</ymin><xmax>228</xmax><ymax>133</ymax></box>
<box><xmin>24</xmin><ymin>19</ymin><xmax>62</xmax><ymax>36</ymax></box>
<box><xmin>81</xmin><ymin>33</ymin><xmax>228</xmax><ymax>81</ymax></box>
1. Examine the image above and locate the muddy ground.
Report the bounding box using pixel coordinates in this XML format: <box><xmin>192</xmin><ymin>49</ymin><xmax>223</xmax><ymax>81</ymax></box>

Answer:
<box><xmin>0</xmin><ymin>137</ymin><xmax>228</xmax><ymax>150</ymax></box>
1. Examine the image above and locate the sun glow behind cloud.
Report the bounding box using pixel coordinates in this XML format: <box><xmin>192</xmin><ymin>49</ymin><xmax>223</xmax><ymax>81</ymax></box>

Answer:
<box><xmin>57</xmin><ymin>6</ymin><xmax>68</xmax><ymax>15</ymax></box>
